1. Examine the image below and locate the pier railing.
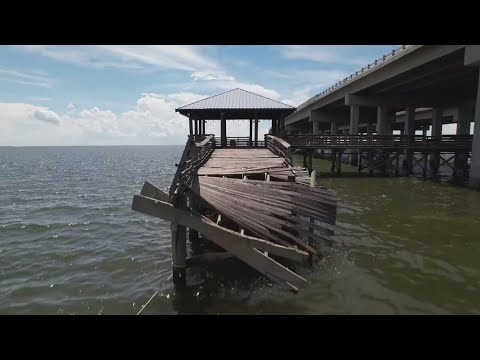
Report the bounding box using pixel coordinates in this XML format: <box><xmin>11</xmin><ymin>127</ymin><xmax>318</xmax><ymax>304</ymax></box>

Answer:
<box><xmin>215</xmin><ymin>136</ymin><xmax>265</xmax><ymax>148</ymax></box>
<box><xmin>283</xmin><ymin>134</ymin><xmax>473</xmax><ymax>152</ymax></box>
<box><xmin>169</xmin><ymin>134</ymin><xmax>215</xmax><ymax>201</ymax></box>
<box><xmin>265</xmin><ymin>135</ymin><xmax>293</xmax><ymax>166</ymax></box>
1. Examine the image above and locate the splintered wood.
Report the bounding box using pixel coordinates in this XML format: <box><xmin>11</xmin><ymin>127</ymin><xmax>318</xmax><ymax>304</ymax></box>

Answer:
<box><xmin>190</xmin><ymin>177</ymin><xmax>336</xmax><ymax>257</ymax></box>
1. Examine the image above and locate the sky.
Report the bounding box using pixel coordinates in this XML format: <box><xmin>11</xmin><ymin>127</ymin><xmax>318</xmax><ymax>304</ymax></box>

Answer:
<box><xmin>0</xmin><ymin>45</ymin><xmax>398</xmax><ymax>146</ymax></box>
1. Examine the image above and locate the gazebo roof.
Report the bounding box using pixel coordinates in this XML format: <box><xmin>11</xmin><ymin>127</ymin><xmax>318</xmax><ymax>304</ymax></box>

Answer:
<box><xmin>176</xmin><ymin>88</ymin><xmax>295</xmax><ymax>111</ymax></box>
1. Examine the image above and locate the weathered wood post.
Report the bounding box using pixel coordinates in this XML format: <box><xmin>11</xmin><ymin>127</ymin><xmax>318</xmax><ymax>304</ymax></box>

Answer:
<box><xmin>188</xmin><ymin>193</ymin><xmax>199</xmax><ymax>251</ymax></box>
<box><xmin>171</xmin><ymin>195</ymin><xmax>187</xmax><ymax>287</ymax></box>
<box><xmin>423</xmin><ymin>153</ymin><xmax>428</xmax><ymax>180</ymax></box>
<box><xmin>188</xmin><ymin>114</ymin><xmax>193</xmax><ymax>137</ymax></box>
<box><xmin>307</xmin><ymin>170</ymin><xmax>316</xmax><ymax>265</ymax></box>
<box><xmin>249</xmin><ymin>119</ymin><xmax>253</xmax><ymax>147</ymax></box>
<box><xmin>254</xmin><ymin>113</ymin><xmax>259</xmax><ymax>147</ymax></box>
<box><xmin>368</xmin><ymin>150</ymin><xmax>374</xmax><ymax>176</ymax></box>
<box><xmin>395</xmin><ymin>152</ymin><xmax>400</xmax><ymax>176</ymax></box>
<box><xmin>221</xmin><ymin>112</ymin><xmax>227</xmax><ymax>147</ymax></box>
<box><xmin>336</xmin><ymin>151</ymin><xmax>342</xmax><ymax>175</ymax></box>
<box><xmin>331</xmin><ymin>151</ymin><xmax>336</xmax><ymax>173</ymax></box>
<box><xmin>308</xmin><ymin>150</ymin><xmax>313</xmax><ymax>175</ymax></box>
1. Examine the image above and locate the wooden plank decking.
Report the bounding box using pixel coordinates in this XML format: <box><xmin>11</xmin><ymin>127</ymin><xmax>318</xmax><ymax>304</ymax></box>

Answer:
<box><xmin>198</xmin><ymin>148</ymin><xmax>312</xmax><ymax>184</ymax></box>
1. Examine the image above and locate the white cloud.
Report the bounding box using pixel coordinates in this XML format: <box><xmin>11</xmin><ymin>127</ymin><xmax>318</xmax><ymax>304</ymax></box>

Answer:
<box><xmin>14</xmin><ymin>45</ymin><xmax>219</xmax><ymax>72</ymax></box>
<box><xmin>97</xmin><ymin>45</ymin><xmax>218</xmax><ymax>72</ymax></box>
<box><xmin>14</xmin><ymin>45</ymin><xmax>143</xmax><ymax>70</ymax></box>
<box><xmin>66</xmin><ymin>102</ymin><xmax>76</xmax><ymax>113</ymax></box>
<box><xmin>28</xmin><ymin>96</ymin><xmax>52</xmax><ymax>102</ymax></box>
<box><xmin>294</xmin><ymin>69</ymin><xmax>351</xmax><ymax>85</ymax></box>
<box><xmin>0</xmin><ymin>68</ymin><xmax>55</xmax><ymax>88</ymax></box>
<box><xmin>0</xmin><ymin>90</ymin><xmax>282</xmax><ymax>146</ymax></box>
<box><xmin>31</xmin><ymin>108</ymin><xmax>61</xmax><ymax>125</ymax></box>
<box><xmin>189</xmin><ymin>69</ymin><xmax>281</xmax><ymax>99</ymax></box>
<box><xmin>191</xmin><ymin>71</ymin><xmax>234</xmax><ymax>81</ymax></box>
<box><xmin>0</xmin><ymin>92</ymin><xmax>209</xmax><ymax>146</ymax></box>
<box><xmin>276</xmin><ymin>45</ymin><xmax>369</xmax><ymax>66</ymax></box>
<box><xmin>143</xmin><ymin>92</ymin><xmax>207</xmax><ymax>106</ymax></box>
<box><xmin>281</xmin><ymin>87</ymin><xmax>315</xmax><ymax>108</ymax></box>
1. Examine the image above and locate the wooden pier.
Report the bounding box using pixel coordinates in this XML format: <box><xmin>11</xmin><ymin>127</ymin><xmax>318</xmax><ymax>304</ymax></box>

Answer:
<box><xmin>131</xmin><ymin>89</ymin><xmax>338</xmax><ymax>293</ymax></box>
<box><xmin>286</xmin><ymin>134</ymin><xmax>473</xmax><ymax>180</ymax></box>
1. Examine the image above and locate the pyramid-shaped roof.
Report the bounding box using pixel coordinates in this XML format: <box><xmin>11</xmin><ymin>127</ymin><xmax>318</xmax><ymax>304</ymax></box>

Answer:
<box><xmin>176</xmin><ymin>88</ymin><xmax>294</xmax><ymax>111</ymax></box>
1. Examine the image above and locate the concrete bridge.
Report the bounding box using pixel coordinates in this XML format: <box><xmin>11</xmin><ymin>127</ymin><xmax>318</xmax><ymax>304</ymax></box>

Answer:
<box><xmin>283</xmin><ymin>45</ymin><xmax>480</xmax><ymax>188</ymax></box>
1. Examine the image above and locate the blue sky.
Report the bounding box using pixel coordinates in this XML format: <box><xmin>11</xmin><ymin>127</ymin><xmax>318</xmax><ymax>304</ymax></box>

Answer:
<box><xmin>0</xmin><ymin>45</ymin><xmax>397</xmax><ymax>146</ymax></box>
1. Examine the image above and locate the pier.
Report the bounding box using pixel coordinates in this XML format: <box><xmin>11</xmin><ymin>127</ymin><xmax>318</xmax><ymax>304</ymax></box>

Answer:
<box><xmin>287</xmin><ymin>134</ymin><xmax>472</xmax><ymax>179</ymax></box>
<box><xmin>132</xmin><ymin>89</ymin><xmax>338</xmax><ymax>292</ymax></box>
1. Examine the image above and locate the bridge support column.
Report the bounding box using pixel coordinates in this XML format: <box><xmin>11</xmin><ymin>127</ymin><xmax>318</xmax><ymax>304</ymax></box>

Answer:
<box><xmin>312</xmin><ymin>120</ymin><xmax>319</xmax><ymax>135</ymax></box>
<box><xmin>455</xmin><ymin>103</ymin><xmax>472</xmax><ymax>182</ymax></box>
<box><xmin>404</xmin><ymin>107</ymin><xmax>416</xmax><ymax>174</ymax></box>
<box><xmin>349</xmin><ymin>105</ymin><xmax>360</xmax><ymax>166</ymax></box>
<box><xmin>377</xmin><ymin>105</ymin><xmax>393</xmax><ymax>136</ymax></box>
<box><xmin>377</xmin><ymin>105</ymin><xmax>394</xmax><ymax>174</ymax></box>
<box><xmin>330</xmin><ymin>118</ymin><xmax>338</xmax><ymax>135</ymax></box>
<box><xmin>430</xmin><ymin>108</ymin><xmax>443</xmax><ymax>174</ymax></box>
<box><xmin>470</xmin><ymin>76</ymin><xmax>480</xmax><ymax>189</ymax></box>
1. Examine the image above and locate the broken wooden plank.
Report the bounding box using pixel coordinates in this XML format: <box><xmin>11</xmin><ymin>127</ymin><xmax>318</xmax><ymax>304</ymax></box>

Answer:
<box><xmin>132</xmin><ymin>195</ymin><xmax>309</xmax><ymax>290</ymax></box>
<box><xmin>131</xmin><ymin>195</ymin><xmax>310</xmax><ymax>264</ymax></box>
<box><xmin>140</xmin><ymin>181</ymin><xmax>169</xmax><ymax>202</ymax></box>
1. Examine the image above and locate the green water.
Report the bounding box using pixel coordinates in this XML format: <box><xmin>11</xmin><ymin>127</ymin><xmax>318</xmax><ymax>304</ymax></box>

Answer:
<box><xmin>284</xmin><ymin>156</ymin><xmax>480</xmax><ymax>314</ymax></box>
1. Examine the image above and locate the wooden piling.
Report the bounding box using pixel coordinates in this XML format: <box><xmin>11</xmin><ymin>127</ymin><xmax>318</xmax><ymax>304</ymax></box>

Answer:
<box><xmin>308</xmin><ymin>170</ymin><xmax>316</xmax><ymax>265</ymax></box>
<box><xmin>368</xmin><ymin>150</ymin><xmax>374</xmax><ymax>176</ymax></box>
<box><xmin>331</xmin><ymin>151</ymin><xmax>336</xmax><ymax>173</ymax></box>
<box><xmin>423</xmin><ymin>153</ymin><xmax>428</xmax><ymax>180</ymax></box>
<box><xmin>308</xmin><ymin>150</ymin><xmax>313</xmax><ymax>175</ymax></box>
<box><xmin>171</xmin><ymin>220</ymin><xmax>186</xmax><ymax>287</ymax></box>
<box><xmin>336</xmin><ymin>151</ymin><xmax>342</xmax><ymax>175</ymax></box>
<box><xmin>395</xmin><ymin>152</ymin><xmax>400</xmax><ymax>176</ymax></box>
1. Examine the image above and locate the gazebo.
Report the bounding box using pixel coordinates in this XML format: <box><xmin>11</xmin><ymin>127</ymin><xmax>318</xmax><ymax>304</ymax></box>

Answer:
<box><xmin>175</xmin><ymin>88</ymin><xmax>296</xmax><ymax>147</ymax></box>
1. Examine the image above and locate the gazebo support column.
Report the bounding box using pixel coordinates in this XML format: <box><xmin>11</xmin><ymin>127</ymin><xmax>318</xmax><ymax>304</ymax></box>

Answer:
<box><xmin>221</xmin><ymin>113</ymin><xmax>227</xmax><ymax>147</ymax></box>
<box><xmin>254</xmin><ymin>113</ymin><xmax>259</xmax><ymax>147</ymax></box>
<box><xmin>249</xmin><ymin>119</ymin><xmax>253</xmax><ymax>146</ymax></box>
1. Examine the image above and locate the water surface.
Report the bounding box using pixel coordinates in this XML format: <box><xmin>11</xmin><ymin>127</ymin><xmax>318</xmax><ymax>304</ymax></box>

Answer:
<box><xmin>1</xmin><ymin>146</ymin><xmax>479</xmax><ymax>314</ymax></box>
